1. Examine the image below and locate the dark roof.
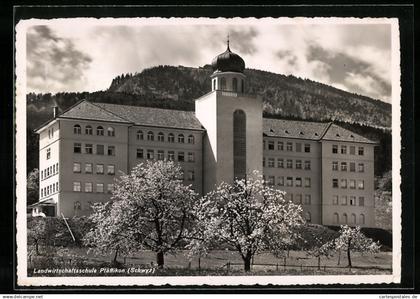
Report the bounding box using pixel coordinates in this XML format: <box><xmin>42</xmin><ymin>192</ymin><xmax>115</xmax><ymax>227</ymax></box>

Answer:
<box><xmin>263</xmin><ymin>118</ymin><xmax>329</xmax><ymax>140</ymax></box>
<box><xmin>60</xmin><ymin>101</ymin><xmax>203</xmax><ymax>130</ymax></box>
<box><xmin>211</xmin><ymin>44</ymin><xmax>245</xmax><ymax>73</ymax></box>
<box><xmin>263</xmin><ymin>118</ymin><xmax>376</xmax><ymax>144</ymax></box>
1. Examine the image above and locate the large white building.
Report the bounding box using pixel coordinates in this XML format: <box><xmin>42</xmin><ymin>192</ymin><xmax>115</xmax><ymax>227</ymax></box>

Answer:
<box><xmin>32</xmin><ymin>43</ymin><xmax>377</xmax><ymax>227</ymax></box>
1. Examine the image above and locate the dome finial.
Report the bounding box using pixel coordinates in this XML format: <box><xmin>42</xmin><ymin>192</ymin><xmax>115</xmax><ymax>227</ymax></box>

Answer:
<box><xmin>227</xmin><ymin>33</ymin><xmax>230</xmax><ymax>51</ymax></box>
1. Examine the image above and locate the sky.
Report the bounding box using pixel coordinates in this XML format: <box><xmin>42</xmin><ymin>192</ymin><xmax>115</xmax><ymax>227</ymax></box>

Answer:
<box><xmin>24</xmin><ymin>18</ymin><xmax>394</xmax><ymax>103</ymax></box>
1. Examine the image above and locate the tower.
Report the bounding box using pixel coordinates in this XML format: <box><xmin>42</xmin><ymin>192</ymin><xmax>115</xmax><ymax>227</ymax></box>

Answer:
<box><xmin>195</xmin><ymin>39</ymin><xmax>263</xmax><ymax>194</ymax></box>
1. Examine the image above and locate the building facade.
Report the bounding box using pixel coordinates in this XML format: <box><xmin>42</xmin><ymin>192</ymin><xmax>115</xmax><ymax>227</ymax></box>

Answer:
<box><xmin>33</xmin><ymin>43</ymin><xmax>377</xmax><ymax>227</ymax></box>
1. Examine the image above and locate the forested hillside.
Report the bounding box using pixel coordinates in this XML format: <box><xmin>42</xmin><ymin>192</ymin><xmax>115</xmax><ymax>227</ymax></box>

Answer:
<box><xmin>26</xmin><ymin>64</ymin><xmax>392</xmax><ymax>175</ymax></box>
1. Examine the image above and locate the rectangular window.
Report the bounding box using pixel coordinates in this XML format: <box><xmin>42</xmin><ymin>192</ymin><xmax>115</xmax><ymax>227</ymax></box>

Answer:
<box><xmin>304</xmin><ymin>194</ymin><xmax>311</xmax><ymax>205</ymax></box>
<box><xmin>333</xmin><ymin>195</ymin><xmax>339</xmax><ymax>205</ymax></box>
<box><xmin>295</xmin><ymin>143</ymin><xmax>302</xmax><ymax>152</ymax></box>
<box><xmin>277</xmin><ymin>176</ymin><xmax>284</xmax><ymax>186</ymax></box>
<box><xmin>304</xmin><ymin>144</ymin><xmax>311</xmax><ymax>153</ymax></box>
<box><xmin>295</xmin><ymin>160</ymin><xmax>302</xmax><ymax>169</ymax></box>
<box><xmin>349</xmin><ymin>196</ymin><xmax>356</xmax><ymax>206</ymax></box>
<box><xmin>74</xmin><ymin>143</ymin><xmax>82</xmax><ymax>154</ymax></box>
<box><xmin>341</xmin><ymin>179</ymin><xmax>347</xmax><ymax>188</ymax></box>
<box><xmin>107</xmin><ymin>146</ymin><xmax>115</xmax><ymax>156</ymax></box>
<box><xmin>73</xmin><ymin>162</ymin><xmax>81</xmax><ymax>173</ymax></box>
<box><xmin>96</xmin><ymin>183</ymin><xmax>104</xmax><ymax>193</ymax></box>
<box><xmin>349</xmin><ymin>179</ymin><xmax>356</xmax><ymax>189</ymax></box>
<box><xmin>295</xmin><ymin>194</ymin><xmax>302</xmax><ymax>204</ymax></box>
<box><xmin>268</xmin><ymin>158</ymin><xmax>275</xmax><ymax>168</ymax></box>
<box><xmin>178</xmin><ymin>152</ymin><xmax>185</xmax><ymax>162</ymax></box>
<box><xmin>107</xmin><ymin>165</ymin><xmax>115</xmax><ymax>175</ymax></box>
<box><xmin>286</xmin><ymin>142</ymin><xmax>293</xmax><ymax>151</ymax></box>
<box><xmin>268</xmin><ymin>141</ymin><xmax>274</xmax><ymax>150</ymax></box>
<box><xmin>332</xmin><ymin>145</ymin><xmax>338</xmax><ymax>154</ymax></box>
<box><xmin>332</xmin><ymin>179</ymin><xmax>338</xmax><ymax>188</ymax></box>
<box><xmin>359</xmin><ymin>197</ymin><xmax>365</xmax><ymax>206</ymax></box>
<box><xmin>96</xmin><ymin>164</ymin><xmax>104</xmax><ymax>174</ymax></box>
<box><xmin>52</xmin><ymin>183</ymin><xmax>55</xmax><ymax>193</ymax></box>
<box><xmin>358</xmin><ymin>180</ymin><xmax>365</xmax><ymax>189</ymax></box>
<box><xmin>277</xmin><ymin>158</ymin><xmax>284</xmax><ymax>168</ymax></box>
<box><xmin>187</xmin><ymin>170</ymin><xmax>195</xmax><ymax>181</ymax></box>
<box><xmin>304</xmin><ymin>160</ymin><xmax>311</xmax><ymax>170</ymax></box>
<box><xmin>305</xmin><ymin>177</ymin><xmax>311</xmax><ymax>187</ymax></box>
<box><xmin>147</xmin><ymin>149</ymin><xmax>154</xmax><ymax>160</ymax></box>
<box><xmin>350</xmin><ymin>162</ymin><xmax>356</xmax><ymax>172</ymax></box>
<box><xmin>53</xmin><ymin>164</ymin><xmax>56</xmax><ymax>174</ymax></box>
<box><xmin>136</xmin><ymin>148</ymin><xmax>144</xmax><ymax>159</ymax></box>
<box><xmin>358</xmin><ymin>147</ymin><xmax>364</xmax><ymax>156</ymax></box>
<box><xmin>85</xmin><ymin>182</ymin><xmax>93</xmax><ymax>193</ymax></box>
<box><xmin>332</xmin><ymin>161</ymin><xmax>338</xmax><ymax>171</ymax></box>
<box><xmin>268</xmin><ymin>176</ymin><xmax>275</xmax><ymax>186</ymax></box>
<box><xmin>263</xmin><ymin>140</ymin><xmax>266</xmax><ymax>150</ymax></box>
<box><xmin>286</xmin><ymin>177</ymin><xmax>293</xmax><ymax>187</ymax></box>
<box><xmin>107</xmin><ymin>183</ymin><xmax>113</xmax><ymax>194</ymax></box>
<box><xmin>56</xmin><ymin>182</ymin><xmax>59</xmax><ymax>192</ymax></box>
<box><xmin>85</xmin><ymin>144</ymin><xmax>93</xmax><ymax>154</ymax></box>
<box><xmin>341</xmin><ymin>195</ymin><xmax>347</xmax><ymax>205</ymax></box>
<box><xmin>85</xmin><ymin>163</ymin><xmax>92</xmax><ymax>174</ymax></box>
<box><xmin>262</xmin><ymin>157</ymin><xmax>266</xmax><ymax>167</ymax></box>
<box><xmin>350</xmin><ymin>146</ymin><xmax>356</xmax><ymax>155</ymax></box>
<box><xmin>73</xmin><ymin>182</ymin><xmax>81</xmax><ymax>192</ymax></box>
<box><xmin>158</xmin><ymin>150</ymin><xmax>165</xmax><ymax>161</ymax></box>
<box><xmin>41</xmin><ymin>189</ymin><xmax>44</xmax><ymax>197</ymax></box>
<box><xmin>56</xmin><ymin>163</ymin><xmax>59</xmax><ymax>173</ymax></box>
<box><xmin>341</xmin><ymin>145</ymin><xmax>347</xmax><ymax>154</ymax></box>
<box><xmin>286</xmin><ymin>159</ymin><xmax>293</xmax><ymax>169</ymax></box>
<box><xmin>277</xmin><ymin>141</ymin><xmax>284</xmax><ymax>151</ymax></box>
<box><xmin>168</xmin><ymin>151</ymin><xmax>175</xmax><ymax>161</ymax></box>
<box><xmin>341</xmin><ymin>162</ymin><xmax>347</xmax><ymax>171</ymax></box>
<box><xmin>358</xmin><ymin>163</ymin><xmax>365</xmax><ymax>172</ymax></box>
<box><xmin>46</xmin><ymin>148</ymin><xmax>51</xmax><ymax>160</ymax></box>
<box><xmin>295</xmin><ymin>177</ymin><xmax>302</xmax><ymax>187</ymax></box>
<box><xmin>96</xmin><ymin>144</ymin><xmax>104</xmax><ymax>155</ymax></box>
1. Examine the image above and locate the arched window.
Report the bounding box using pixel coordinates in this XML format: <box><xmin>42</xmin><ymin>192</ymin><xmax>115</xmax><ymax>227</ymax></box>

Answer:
<box><xmin>158</xmin><ymin>132</ymin><xmax>164</xmax><ymax>142</ymax></box>
<box><xmin>168</xmin><ymin>133</ymin><xmax>175</xmax><ymax>143</ymax></box>
<box><xmin>351</xmin><ymin>213</ymin><xmax>357</xmax><ymax>224</ymax></box>
<box><xmin>232</xmin><ymin>78</ymin><xmax>238</xmax><ymax>92</ymax></box>
<box><xmin>360</xmin><ymin>214</ymin><xmax>365</xmax><ymax>225</ymax></box>
<box><xmin>96</xmin><ymin>126</ymin><xmax>104</xmax><ymax>136</ymax></box>
<box><xmin>85</xmin><ymin>125</ymin><xmax>93</xmax><ymax>135</ymax></box>
<box><xmin>137</xmin><ymin>130</ymin><xmax>143</xmax><ymax>140</ymax></box>
<box><xmin>333</xmin><ymin>213</ymin><xmax>339</xmax><ymax>224</ymax></box>
<box><xmin>305</xmin><ymin>212</ymin><xmax>311</xmax><ymax>223</ymax></box>
<box><xmin>178</xmin><ymin>134</ymin><xmax>184</xmax><ymax>143</ymax></box>
<box><xmin>233</xmin><ymin>110</ymin><xmax>246</xmax><ymax>180</ymax></box>
<box><xmin>73</xmin><ymin>124</ymin><xmax>81</xmax><ymax>134</ymax></box>
<box><xmin>147</xmin><ymin>131</ymin><xmax>154</xmax><ymax>141</ymax></box>
<box><xmin>188</xmin><ymin>135</ymin><xmax>194</xmax><ymax>144</ymax></box>
<box><xmin>241</xmin><ymin>79</ymin><xmax>244</xmax><ymax>93</ymax></box>
<box><xmin>220</xmin><ymin>77</ymin><xmax>226</xmax><ymax>90</ymax></box>
<box><xmin>107</xmin><ymin>127</ymin><xmax>115</xmax><ymax>137</ymax></box>
<box><xmin>342</xmin><ymin>213</ymin><xmax>348</xmax><ymax>224</ymax></box>
<box><xmin>212</xmin><ymin>79</ymin><xmax>216</xmax><ymax>91</ymax></box>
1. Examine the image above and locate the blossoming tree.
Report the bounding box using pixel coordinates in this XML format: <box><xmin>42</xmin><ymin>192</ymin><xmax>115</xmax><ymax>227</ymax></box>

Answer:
<box><xmin>84</xmin><ymin>161</ymin><xmax>197</xmax><ymax>268</ymax></box>
<box><xmin>189</xmin><ymin>172</ymin><xmax>305</xmax><ymax>272</ymax></box>
<box><xmin>335</xmin><ymin>225</ymin><xmax>381</xmax><ymax>268</ymax></box>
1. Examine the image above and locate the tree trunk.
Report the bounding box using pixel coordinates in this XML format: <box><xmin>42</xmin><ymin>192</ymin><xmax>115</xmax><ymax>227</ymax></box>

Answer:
<box><xmin>243</xmin><ymin>251</ymin><xmax>252</xmax><ymax>272</ymax></box>
<box><xmin>35</xmin><ymin>242</ymin><xmax>39</xmax><ymax>255</ymax></box>
<box><xmin>347</xmin><ymin>240</ymin><xmax>352</xmax><ymax>268</ymax></box>
<box><xmin>113</xmin><ymin>248</ymin><xmax>119</xmax><ymax>263</ymax></box>
<box><xmin>337</xmin><ymin>249</ymin><xmax>341</xmax><ymax>265</ymax></box>
<box><xmin>318</xmin><ymin>256</ymin><xmax>321</xmax><ymax>270</ymax></box>
<box><xmin>156</xmin><ymin>251</ymin><xmax>164</xmax><ymax>268</ymax></box>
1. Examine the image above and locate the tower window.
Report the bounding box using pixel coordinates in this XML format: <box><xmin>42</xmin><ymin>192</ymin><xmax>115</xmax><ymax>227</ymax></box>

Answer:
<box><xmin>232</xmin><ymin>78</ymin><xmax>238</xmax><ymax>92</ymax></box>
<box><xmin>241</xmin><ymin>79</ymin><xmax>244</xmax><ymax>93</ymax></box>
<box><xmin>220</xmin><ymin>77</ymin><xmax>226</xmax><ymax>90</ymax></box>
<box><xmin>233</xmin><ymin>110</ymin><xmax>246</xmax><ymax>180</ymax></box>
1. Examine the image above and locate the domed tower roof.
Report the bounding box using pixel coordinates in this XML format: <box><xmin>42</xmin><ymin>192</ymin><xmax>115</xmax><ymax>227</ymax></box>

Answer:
<box><xmin>211</xmin><ymin>39</ymin><xmax>245</xmax><ymax>73</ymax></box>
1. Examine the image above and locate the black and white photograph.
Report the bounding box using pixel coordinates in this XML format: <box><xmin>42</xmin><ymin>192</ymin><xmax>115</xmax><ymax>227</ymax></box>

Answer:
<box><xmin>15</xmin><ymin>15</ymin><xmax>401</xmax><ymax>286</ymax></box>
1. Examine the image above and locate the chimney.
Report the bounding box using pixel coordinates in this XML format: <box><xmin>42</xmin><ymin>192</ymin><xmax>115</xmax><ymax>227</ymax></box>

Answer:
<box><xmin>53</xmin><ymin>106</ymin><xmax>58</xmax><ymax>118</ymax></box>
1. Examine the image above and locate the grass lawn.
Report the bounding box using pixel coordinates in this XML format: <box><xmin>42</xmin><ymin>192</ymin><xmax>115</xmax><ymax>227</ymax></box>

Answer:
<box><xmin>28</xmin><ymin>246</ymin><xmax>392</xmax><ymax>276</ymax></box>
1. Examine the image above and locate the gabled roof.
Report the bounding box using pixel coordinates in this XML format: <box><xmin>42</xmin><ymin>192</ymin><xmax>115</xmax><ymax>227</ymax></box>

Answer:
<box><xmin>94</xmin><ymin>103</ymin><xmax>204</xmax><ymax>130</ymax></box>
<box><xmin>263</xmin><ymin>118</ymin><xmax>376</xmax><ymax>144</ymax></box>
<box><xmin>321</xmin><ymin>123</ymin><xmax>376</xmax><ymax>144</ymax></box>
<box><xmin>263</xmin><ymin>118</ymin><xmax>329</xmax><ymax>140</ymax></box>
<box><xmin>59</xmin><ymin>101</ymin><xmax>130</xmax><ymax>123</ymax></box>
